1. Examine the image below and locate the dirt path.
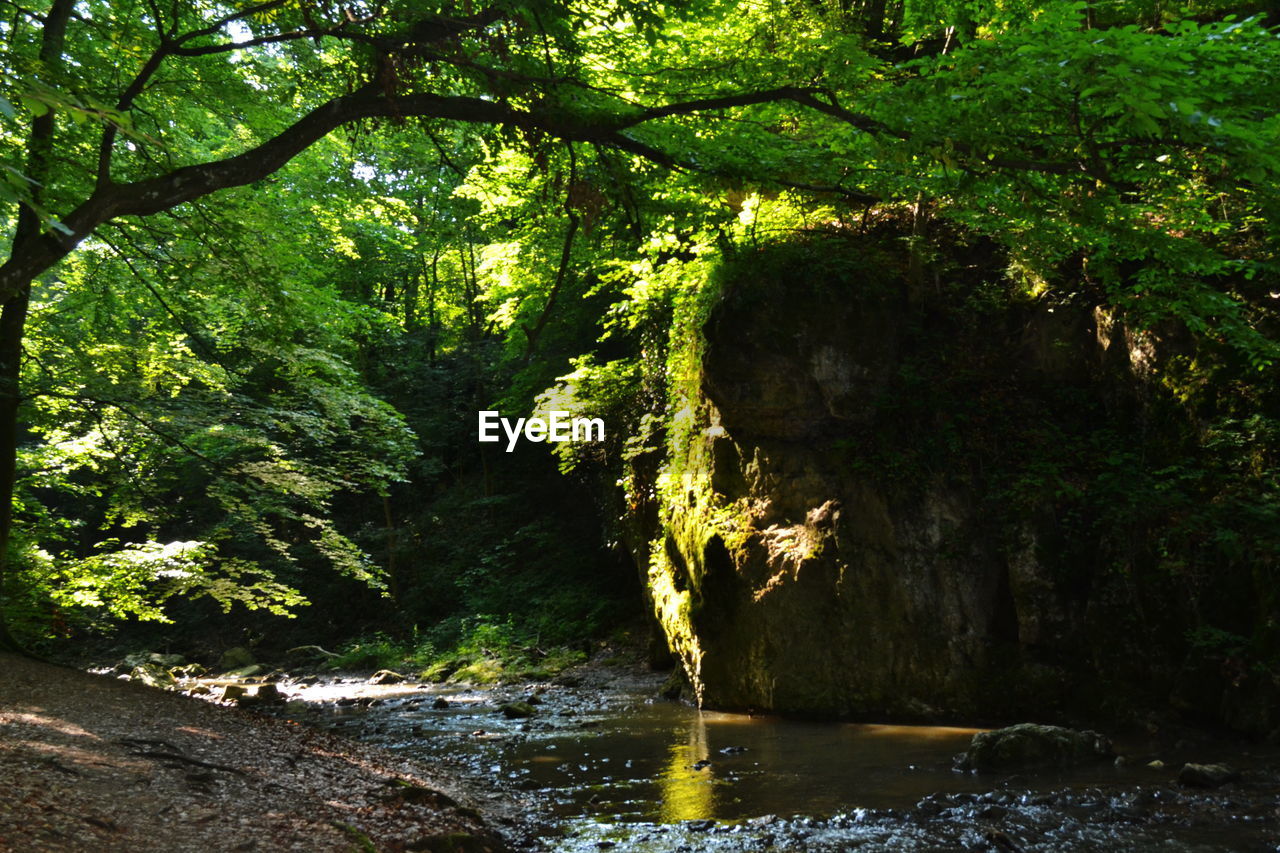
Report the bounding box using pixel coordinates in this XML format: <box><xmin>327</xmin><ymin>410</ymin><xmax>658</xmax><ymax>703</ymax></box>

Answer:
<box><xmin>0</xmin><ymin>653</ymin><xmax>510</xmax><ymax>852</ymax></box>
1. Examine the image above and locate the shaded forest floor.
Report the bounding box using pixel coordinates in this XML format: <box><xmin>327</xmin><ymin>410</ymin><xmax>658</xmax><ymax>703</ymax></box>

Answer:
<box><xmin>0</xmin><ymin>652</ymin><xmax>511</xmax><ymax>852</ymax></box>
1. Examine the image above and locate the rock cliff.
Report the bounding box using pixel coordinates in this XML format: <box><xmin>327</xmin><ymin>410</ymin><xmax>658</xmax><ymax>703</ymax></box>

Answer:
<box><xmin>636</xmin><ymin>232</ymin><xmax>1279</xmax><ymax>732</ymax></box>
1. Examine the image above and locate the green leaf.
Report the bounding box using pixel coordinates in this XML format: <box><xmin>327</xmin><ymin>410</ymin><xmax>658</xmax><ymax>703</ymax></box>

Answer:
<box><xmin>20</xmin><ymin>96</ymin><xmax>48</xmax><ymax>118</ymax></box>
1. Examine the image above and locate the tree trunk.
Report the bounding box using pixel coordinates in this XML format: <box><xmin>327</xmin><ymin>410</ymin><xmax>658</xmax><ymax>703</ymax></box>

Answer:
<box><xmin>0</xmin><ymin>289</ymin><xmax>31</xmax><ymax>653</ymax></box>
<box><xmin>0</xmin><ymin>0</ymin><xmax>73</xmax><ymax>653</ymax></box>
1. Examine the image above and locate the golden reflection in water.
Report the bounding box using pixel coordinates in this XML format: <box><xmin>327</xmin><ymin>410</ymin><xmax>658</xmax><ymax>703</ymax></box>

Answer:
<box><xmin>657</xmin><ymin>712</ymin><xmax>716</xmax><ymax>822</ymax></box>
<box><xmin>849</xmin><ymin>723</ymin><xmax>986</xmax><ymax>739</ymax></box>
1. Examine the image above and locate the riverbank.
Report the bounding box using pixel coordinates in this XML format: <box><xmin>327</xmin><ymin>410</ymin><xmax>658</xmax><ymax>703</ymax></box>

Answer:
<box><xmin>0</xmin><ymin>652</ymin><xmax>511</xmax><ymax>852</ymax></box>
<box><xmin>9</xmin><ymin>647</ymin><xmax>1280</xmax><ymax>852</ymax></box>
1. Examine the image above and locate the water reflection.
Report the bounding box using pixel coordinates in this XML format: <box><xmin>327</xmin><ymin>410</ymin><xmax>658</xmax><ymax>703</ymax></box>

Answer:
<box><xmin>658</xmin><ymin>711</ymin><xmax>715</xmax><ymax>822</ymax></box>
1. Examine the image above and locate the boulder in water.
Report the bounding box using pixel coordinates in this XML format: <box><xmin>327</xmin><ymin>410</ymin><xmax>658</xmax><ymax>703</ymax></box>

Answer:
<box><xmin>1178</xmin><ymin>762</ymin><xmax>1239</xmax><ymax>788</ymax></box>
<box><xmin>955</xmin><ymin>723</ymin><xmax>1112</xmax><ymax>772</ymax></box>
<box><xmin>498</xmin><ymin>702</ymin><xmax>536</xmax><ymax>719</ymax></box>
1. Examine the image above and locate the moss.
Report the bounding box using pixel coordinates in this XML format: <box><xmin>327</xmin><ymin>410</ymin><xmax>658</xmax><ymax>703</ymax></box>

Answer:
<box><xmin>447</xmin><ymin>658</ymin><xmax>504</xmax><ymax>684</ymax></box>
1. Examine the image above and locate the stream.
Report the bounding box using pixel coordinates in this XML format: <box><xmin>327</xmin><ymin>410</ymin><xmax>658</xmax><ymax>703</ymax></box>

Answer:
<box><xmin>231</xmin><ymin>666</ymin><xmax>1279</xmax><ymax>851</ymax></box>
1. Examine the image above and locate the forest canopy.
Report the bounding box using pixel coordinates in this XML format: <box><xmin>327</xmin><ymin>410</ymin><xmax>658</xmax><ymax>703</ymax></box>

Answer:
<box><xmin>1</xmin><ymin>0</ymin><xmax>1278</xmax><ymax>653</ymax></box>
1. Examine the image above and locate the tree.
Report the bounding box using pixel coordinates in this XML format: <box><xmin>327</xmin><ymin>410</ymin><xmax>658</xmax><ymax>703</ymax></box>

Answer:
<box><xmin>3</xmin><ymin>0</ymin><xmax>1278</xmax><ymax>648</ymax></box>
<box><xmin>0</xmin><ymin>0</ymin><xmax>751</xmax><ymax>647</ymax></box>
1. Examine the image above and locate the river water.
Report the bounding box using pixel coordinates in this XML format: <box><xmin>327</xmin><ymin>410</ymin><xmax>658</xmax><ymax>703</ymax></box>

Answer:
<box><xmin>255</xmin><ymin>669</ymin><xmax>1279</xmax><ymax>851</ymax></box>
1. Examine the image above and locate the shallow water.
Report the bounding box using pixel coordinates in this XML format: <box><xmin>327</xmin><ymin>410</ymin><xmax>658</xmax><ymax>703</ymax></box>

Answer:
<box><xmin>248</xmin><ymin>674</ymin><xmax>1280</xmax><ymax>851</ymax></box>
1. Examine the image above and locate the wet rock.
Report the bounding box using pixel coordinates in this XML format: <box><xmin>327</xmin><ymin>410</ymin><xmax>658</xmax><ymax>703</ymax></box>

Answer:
<box><xmin>499</xmin><ymin>702</ymin><xmax>537</xmax><ymax>719</ymax></box>
<box><xmin>955</xmin><ymin>723</ymin><xmax>1112</xmax><ymax>772</ymax></box>
<box><xmin>369</xmin><ymin>669</ymin><xmax>406</xmax><ymax>685</ymax></box>
<box><xmin>218</xmin><ymin>646</ymin><xmax>255</xmax><ymax>671</ymax></box>
<box><xmin>659</xmin><ymin>669</ymin><xmax>687</xmax><ymax>701</ymax></box>
<box><xmin>431</xmin><ymin>697</ymin><xmax>450</xmax><ymax>709</ymax></box>
<box><xmin>719</xmin><ymin>745</ymin><xmax>748</xmax><ymax>754</ymax></box>
<box><xmin>1178</xmin><ymin>762</ymin><xmax>1239</xmax><ymax>788</ymax></box>
<box><xmin>984</xmin><ymin>829</ymin><xmax>1025</xmax><ymax>852</ymax></box>
<box><xmin>916</xmin><ymin>797</ymin><xmax>943</xmax><ymax>817</ymax></box>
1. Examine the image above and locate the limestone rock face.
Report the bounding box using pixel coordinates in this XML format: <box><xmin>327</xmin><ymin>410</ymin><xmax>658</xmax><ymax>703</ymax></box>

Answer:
<box><xmin>638</xmin><ymin>237</ymin><xmax>1267</xmax><ymax>724</ymax></box>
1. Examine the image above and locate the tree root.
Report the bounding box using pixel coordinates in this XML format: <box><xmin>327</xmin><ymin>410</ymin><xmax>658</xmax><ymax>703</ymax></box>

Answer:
<box><xmin>116</xmin><ymin>738</ymin><xmax>246</xmax><ymax>776</ymax></box>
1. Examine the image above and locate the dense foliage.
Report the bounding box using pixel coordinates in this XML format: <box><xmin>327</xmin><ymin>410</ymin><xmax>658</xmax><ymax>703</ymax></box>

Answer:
<box><xmin>1</xmin><ymin>0</ymin><xmax>1277</xmax><ymax>677</ymax></box>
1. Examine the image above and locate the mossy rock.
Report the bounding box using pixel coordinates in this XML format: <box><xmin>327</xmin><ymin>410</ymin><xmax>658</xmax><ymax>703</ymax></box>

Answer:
<box><xmin>498</xmin><ymin>701</ymin><xmax>536</xmax><ymax>719</ymax></box>
<box><xmin>956</xmin><ymin>723</ymin><xmax>1112</xmax><ymax>772</ymax></box>
<box><xmin>128</xmin><ymin>663</ymin><xmax>176</xmax><ymax>690</ymax></box>
<box><xmin>218</xmin><ymin>646</ymin><xmax>255</xmax><ymax>671</ymax></box>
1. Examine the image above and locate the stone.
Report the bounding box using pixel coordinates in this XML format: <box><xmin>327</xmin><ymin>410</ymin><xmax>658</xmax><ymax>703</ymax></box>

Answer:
<box><xmin>218</xmin><ymin>646</ymin><xmax>255</xmax><ymax>671</ymax></box>
<box><xmin>634</xmin><ymin>239</ymin><xmax>1252</xmax><ymax>725</ymax></box>
<box><xmin>128</xmin><ymin>663</ymin><xmax>176</xmax><ymax>690</ymax></box>
<box><xmin>254</xmin><ymin>683</ymin><xmax>284</xmax><ymax>703</ymax></box>
<box><xmin>369</xmin><ymin>669</ymin><xmax>406</xmax><ymax>685</ymax></box>
<box><xmin>148</xmin><ymin>653</ymin><xmax>186</xmax><ymax>668</ymax></box>
<box><xmin>431</xmin><ymin>697</ymin><xmax>450</xmax><ymax>709</ymax></box>
<box><xmin>498</xmin><ymin>702</ymin><xmax>536</xmax><ymax>719</ymax></box>
<box><xmin>220</xmin><ymin>684</ymin><xmax>247</xmax><ymax>702</ymax></box>
<box><xmin>169</xmin><ymin>663</ymin><xmax>207</xmax><ymax>679</ymax></box>
<box><xmin>955</xmin><ymin>723</ymin><xmax>1112</xmax><ymax>772</ymax></box>
<box><xmin>1178</xmin><ymin>763</ymin><xmax>1239</xmax><ymax>788</ymax></box>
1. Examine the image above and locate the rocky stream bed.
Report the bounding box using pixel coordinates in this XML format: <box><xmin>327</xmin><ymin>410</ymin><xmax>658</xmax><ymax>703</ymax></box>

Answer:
<box><xmin>110</xmin><ymin>649</ymin><xmax>1280</xmax><ymax>852</ymax></box>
